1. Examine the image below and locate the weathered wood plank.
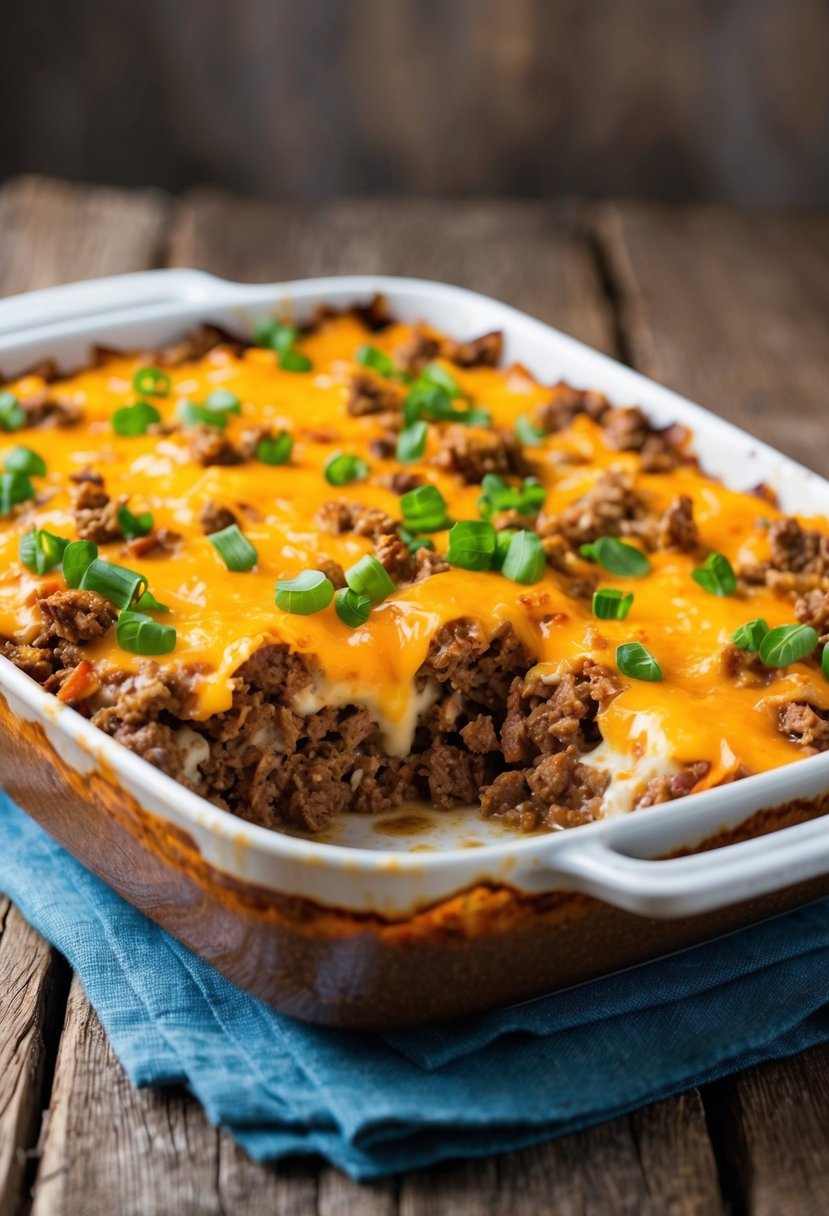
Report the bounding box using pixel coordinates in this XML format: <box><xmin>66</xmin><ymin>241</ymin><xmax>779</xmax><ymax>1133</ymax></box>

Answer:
<box><xmin>0</xmin><ymin>900</ymin><xmax>58</xmax><ymax>1216</ymax></box>
<box><xmin>168</xmin><ymin>192</ymin><xmax>615</xmax><ymax>353</ymax></box>
<box><xmin>593</xmin><ymin>201</ymin><xmax>829</xmax><ymax>475</ymax></box>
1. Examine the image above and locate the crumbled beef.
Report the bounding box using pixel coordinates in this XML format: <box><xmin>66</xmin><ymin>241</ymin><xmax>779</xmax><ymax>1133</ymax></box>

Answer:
<box><xmin>500</xmin><ymin>660</ymin><xmax>620</xmax><ymax>765</ymax></box>
<box><xmin>421</xmin><ymin>621</ymin><xmax>534</xmax><ymax>710</ymax></box>
<box><xmin>346</xmin><ymin>372</ymin><xmax>402</xmax><ymax>417</ymax></box>
<box><xmin>420</xmin><ymin>743</ymin><xmax>490</xmax><ymax>808</ymax></box>
<box><xmin>199</xmin><ymin>500</ymin><xmax>239</xmax><ymax>535</ymax></box>
<box><xmin>315</xmin><ymin>499</ymin><xmax>398</xmax><ymax>540</ymax></box>
<box><xmin>69</xmin><ymin>466</ymin><xmax>104</xmax><ymax>485</ymax></box>
<box><xmin>1</xmin><ymin>640</ymin><xmax>54</xmax><ymax>683</ymax></box>
<box><xmin>459</xmin><ymin>714</ymin><xmax>499</xmax><ymax>753</ymax></box>
<box><xmin>433</xmin><ymin>424</ymin><xmax>529</xmax><ymax>484</ymax></box>
<box><xmin>553</xmin><ymin>468</ymin><xmax>652</xmax><ymax>548</ymax></box>
<box><xmin>38</xmin><ymin>589</ymin><xmax>117</xmax><ymax>644</ymax></box>
<box><xmin>414</xmin><ymin>546</ymin><xmax>450</xmax><ymax>580</ymax></box>
<box><xmin>658</xmin><ymin>495</ymin><xmax>698</xmax><ymax>552</ymax></box>
<box><xmin>778</xmin><ymin>702</ymin><xmax>829</xmax><ymax>751</ymax></box>
<box><xmin>374</xmin><ymin>471</ymin><xmax>423</xmax><ymax>495</ymax></box>
<box><xmin>396</xmin><ymin>327</ymin><xmax>441</xmax><ymax>375</ymax></box>
<box><xmin>18</xmin><ymin>390</ymin><xmax>83</xmax><ymax>429</ymax></box>
<box><xmin>768</xmin><ymin>518</ymin><xmax>829</xmax><ymax>577</ymax></box>
<box><xmin>369</xmin><ymin>435</ymin><xmax>396</xmax><ymax>460</ymax></box>
<box><xmin>635</xmin><ymin>762</ymin><xmax>710</xmax><ymax>808</ymax></box>
<box><xmin>155</xmin><ymin>325</ymin><xmax>241</xmax><ymax>366</ymax></box>
<box><xmin>317</xmin><ymin>557</ymin><xmax>347</xmax><ymax>590</ymax></box>
<box><xmin>796</xmin><ymin>588</ymin><xmax>829</xmax><ymax>635</ymax></box>
<box><xmin>481</xmin><ymin>744</ymin><xmax>609</xmax><ymax>831</ymax></box>
<box><xmin>123</xmin><ymin>529</ymin><xmax>182</xmax><ymax>560</ymax></box>
<box><xmin>188</xmin><ymin>424</ymin><xmax>244</xmax><ymax>467</ymax></box>
<box><xmin>71</xmin><ymin>480</ymin><xmax>123</xmax><ymax>543</ymax></box>
<box><xmin>234</xmin><ymin>643</ymin><xmax>312</xmax><ymax>699</ymax></box>
<box><xmin>534</xmin><ymin>384</ymin><xmax>610</xmax><ymax>433</ymax></box>
<box><xmin>374</xmin><ymin>533</ymin><xmax>416</xmax><ymax>584</ymax></box>
<box><xmin>442</xmin><ymin>330</ymin><xmax>503</xmax><ymax>368</ymax></box>
<box><xmin>721</xmin><ymin>643</ymin><xmax>771</xmax><ymax>686</ymax></box>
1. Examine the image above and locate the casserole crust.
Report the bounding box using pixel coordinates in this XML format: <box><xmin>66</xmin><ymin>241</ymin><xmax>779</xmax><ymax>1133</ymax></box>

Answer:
<box><xmin>2</xmin><ymin>301</ymin><xmax>829</xmax><ymax>838</ymax></box>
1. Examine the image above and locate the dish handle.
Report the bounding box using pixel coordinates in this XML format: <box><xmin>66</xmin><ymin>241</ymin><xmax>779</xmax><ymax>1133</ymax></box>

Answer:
<box><xmin>532</xmin><ymin>813</ymin><xmax>829</xmax><ymax>918</ymax></box>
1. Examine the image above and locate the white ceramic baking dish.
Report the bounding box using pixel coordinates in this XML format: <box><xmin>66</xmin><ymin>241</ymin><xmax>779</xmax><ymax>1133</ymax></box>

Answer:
<box><xmin>2</xmin><ymin>270</ymin><xmax>829</xmax><ymax>1028</ymax></box>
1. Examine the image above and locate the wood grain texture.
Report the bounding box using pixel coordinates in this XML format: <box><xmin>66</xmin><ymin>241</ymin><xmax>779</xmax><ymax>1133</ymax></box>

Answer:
<box><xmin>169</xmin><ymin>192</ymin><xmax>615</xmax><ymax>353</ymax></box>
<box><xmin>593</xmin><ymin>201</ymin><xmax>829</xmax><ymax>476</ymax></box>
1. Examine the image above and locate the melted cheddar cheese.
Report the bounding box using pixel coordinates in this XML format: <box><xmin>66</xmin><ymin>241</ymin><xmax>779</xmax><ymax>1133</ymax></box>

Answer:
<box><xmin>0</xmin><ymin>312</ymin><xmax>827</xmax><ymax>814</ymax></box>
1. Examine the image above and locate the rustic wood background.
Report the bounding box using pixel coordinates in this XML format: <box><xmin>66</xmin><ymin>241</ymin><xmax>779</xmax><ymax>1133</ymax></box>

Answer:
<box><xmin>1</xmin><ymin>175</ymin><xmax>829</xmax><ymax>1212</ymax></box>
<box><xmin>2</xmin><ymin>0</ymin><xmax>829</xmax><ymax>205</ymax></box>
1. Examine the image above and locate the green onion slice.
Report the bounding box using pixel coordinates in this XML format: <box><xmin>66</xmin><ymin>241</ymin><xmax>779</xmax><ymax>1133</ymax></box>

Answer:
<box><xmin>279</xmin><ymin>349</ymin><xmax>313</xmax><ymax>373</ymax></box>
<box><xmin>823</xmin><ymin>646</ymin><xmax>829</xmax><ymax>682</ymax></box>
<box><xmin>62</xmin><ymin>540</ymin><xmax>98</xmax><ymax>587</ymax></box>
<box><xmin>208</xmin><ymin>523</ymin><xmax>258</xmax><ymax>572</ymax></box>
<box><xmin>356</xmin><ymin>345</ymin><xmax>394</xmax><ymax>377</ymax></box>
<box><xmin>116</xmin><ymin>610</ymin><xmax>177</xmax><ymax>656</ymax></box>
<box><xmin>19</xmin><ymin>528</ymin><xmax>68</xmax><ymax>574</ymax></box>
<box><xmin>446</xmin><ymin>520</ymin><xmax>497</xmax><ymax>571</ymax></box>
<box><xmin>345</xmin><ymin>554</ymin><xmax>396</xmax><ymax>604</ymax></box>
<box><xmin>0</xmin><ymin>471</ymin><xmax>35</xmax><ymax>516</ymax></box>
<box><xmin>254</xmin><ymin>318</ymin><xmax>298</xmax><ymax>354</ymax></box>
<box><xmin>118</xmin><ymin>504</ymin><xmax>154</xmax><ymax>540</ymax></box>
<box><xmin>400</xmin><ymin>484</ymin><xmax>450</xmax><ymax>532</ymax></box>
<box><xmin>403</xmin><ymin>383</ymin><xmax>490</xmax><ymax>427</ymax></box>
<box><xmin>501</xmin><ymin>530</ymin><xmax>546</xmax><ymax>584</ymax></box>
<box><xmin>492</xmin><ymin>528</ymin><xmax>516</xmax><ymax>570</ymax></box>
<box><xmin>324</xmin><ymin>452</ymin><xmax>370</xmax><ymax>486</ymax></box>
<box><xmin>79</xmin><ymin>559</ymin><xmax>147</xmax><ymax>610</ymax></box>
<box><xmin>515</xmin><ymin>415</ymin><xmax>545</xmax><ymax>447</ymax></box>
<box><xmin>732</xmin><ymin>618</ymin><xmax>769</xmax><ymax>652</ymax></box>
<box><xmin>275</xmin><ymin>570</ymin><xmax>334</xmax><ymax>615</ymax></box>
<box><xmin>178</xmin><ymin>400</ymin><xmax>229</xmax><ymax>429</ymax></box>
<box><xmin>396</xmin><ymin>420</ymin><xmax>428</xmax><ymax>464</ymax></box>
<box><xmin>0</xmin><ymin>392</ymin><xmax>26</xmax><ymax>432</ymax></box>
<box><xmin>133</xmin><ymin>366</ymin><xmax>171</xmax><ymax>398</ymax></box>
<box><xmin>580</xmin><ymin>536</ymin><xmax>651</xmax><ymax>578</ymax></box>
<box><xmin>135</xmin><ymin>589</ymin><xmax>169</xmax><ymax>613</ymax></box>
<box><xmin>113</xmin><ymin>401</ymin><xmax>162</xmax><ymax>436</ymax></box>
<box><xmin>204</xmin><ymin>389</ymin><xmax>241</xmax><ymax>414</ymax></box>
<box><xmin>4</xmin><ymin>446</ymin><xmax>46</xmax><ymax>477</ymax></box>
<box><xmin>419</xmin><ymin>362</ymin><xmax>461</xmax><ymax>397</ymax></box>
<box><xmin>257</xmin><ymin>432</ymin><xmax>293</xmax><ymax>465</ymax></box>
<box><xmin>478</xmin><ymin>473</ymin><xmax>546</xmax><ymax>520</ymax></box>
<box><xmin>335</xmin><ymin>586</ymin><xmax>373</xmax><ymax>628</ymax></box>
<box><xmin>617</xmin><ymin>641</ymin><xmax>663</xmax><ymax>681</ymax></box>
<box><xmin>398</xmin><ymin>526</ymin><xmax>435</xmax><ymax>554</ymax></box>
<box><xmin>593</xmin><ymin>588</ymin><xmax>634</xmax><ymax>621</ymax></box>
<box><xmin>758</xmin><ymin>623</ymin><xmax>818</xmax><ymax>668</ymax></box>
<box><xmin>691</xmin><ymin>551</ymin><xmax>737</xmax><ymax>597</ymax></box>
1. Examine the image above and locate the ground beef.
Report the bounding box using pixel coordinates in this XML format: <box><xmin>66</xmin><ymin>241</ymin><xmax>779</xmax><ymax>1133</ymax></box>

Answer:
<box><xmin>602</xmin><ymin>407</ymin><xmax>682</xmax><ymax>471</ymax></box>
<box><xmin>551</xmin><ymin>468</ymin><xmax>652</xmax><ymax>548</ymax></box>
<box><xmin>419</xmin><ymin>742</ymin><xmax>491</xmax><ymax>808</ymax></box>
<box><xmin>657</xmin><ymin>495</ymin><xmax>699</xmax><ymax>552</ymax></box>
<box><xmin>373</xmin><ymin>470</ymin><xmax>423</xmax><ymax>495</ymax></box>
<box><xmin>421</xmin><ymin>620</ymin><xmax>535</xmax><ymax>711</ymax></box>
<box><xmin>433</xmin><ymin>425</ymin><xmax>529</xmax><ymax>484</ymax></box>
<box><xmin>796</xmin><ymin>588</ymin><xmax>829</xmax><ymax>635</ymax></box>
<box><xmin>442</xmin><ymin>330</ymin><xmax>503</xmax><ymax>368</ymax></box>
<box><xmin>38</xmin><ymin>589</ymin><xmax>117</xmax><ymax>644</ymax></box>
<box><xmin>69</xmin><ymin>466</ymin><xmax>104</xmax><ymax>485</ymax></box>
<box><xmin>499</xmin><ymin>659</ymin><xmax>620</xmax><ymax>764</ymax></box>
<box><xmin>480</xmin><ymin>744</ymin><xmax>609</xmax><ymax>831</ymax></box>
<box><xmin>155</xmin><ymin>325</ymin><xmax>241</xmax><ymax>367</ymax></box>
<box><xmin>721</xmin><ymin>643</ymin><xmax>771</xmax><ymax>686</ymax></box>
<box><xmin>71</xmin><ymin>481</ymin><xmax>123</xmax><ymax>544</ymax></box>
<box><xmin>188</xmin><ymin>424</ymin><xmax>244</xmax><ymax>467</ymax></box>
<box><xmin>315</xmin><ymin>499</ymin><xmax>398</xmax><ymax>540</ymax></box>
<box><xmin>123</xmin><ymin>529</ymin><xmax>182</xmax><ymax>560</ymax></box>
<box><xmin>396</xmin><ymin>327</ymin><xmax>441</xmax><ymax>376</ymax></box>
<box><xmin>534</xmin><ymin>384</ymin><xmax>610</xmax><ymax>434</ymax></box>
<box><xmin>346</xmin><ymin>372</ymin><xmax>402</xmax><ymax>417</ymax></box>
<box><xmin>459</xmin><ymin>714</ymin><xmax>499</xmax><ymax>753</ymax></box>
<box><xmin>18</xmin><ymin>390</ymin><xmax>83</xmax><ymax>429</ymax></box>
<box><xmin>414</xmin><ymin>546</ymin><xmax>450</xmax><ymax>580</ymax></box>
<box><xmin>635</xmin><ymin>762</ymin><xmax>710</xmax><ymax>808</ymax></box>
<box><xmin>316</xmin><ymin>557</ymin><xmax>347</xmax><ymax>590</ymax></box>
<box><xmin>374</xmin><ymin>533</ymin><xmax>417</xmax><ymax>584</ymax></box>
<box><xmin>769</xmin><ymin>519</ymin><xmax>829</xmax><ymax>577</ymax></box>
<box><xmin>1</xmin><ymin>640</ymin><xmax>55</xmax><ymax>683</ymax></box>
<box><xmin>778</xmin><ymin>702</ymin><xmax>829</xmax><ymax>751</ymax></box>
<box><xmin>199</xmin><ymin>501</ymin><xmax>239</xmax><ymax>535</ymax></box>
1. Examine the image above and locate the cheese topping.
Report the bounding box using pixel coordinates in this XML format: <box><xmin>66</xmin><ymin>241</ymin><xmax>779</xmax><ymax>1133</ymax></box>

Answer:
<box><xmin>0</xmin><ymin>311</ymin><xmax>828</xmax><ymax>812</ymax></box>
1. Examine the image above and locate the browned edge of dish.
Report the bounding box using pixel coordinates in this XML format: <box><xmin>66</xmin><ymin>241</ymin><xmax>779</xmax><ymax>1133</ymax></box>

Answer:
<box><xmin>2</xmin><ymin>691</ymin><xmax>829</xmax><ymax>1030</ymax></box>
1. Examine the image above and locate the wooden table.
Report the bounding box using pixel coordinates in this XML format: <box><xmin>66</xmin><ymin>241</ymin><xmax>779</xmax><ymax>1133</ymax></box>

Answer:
<box><xmin>2</xmin><ymin>177</ymin><xmax>829</xmax><ymax>1216</ymax></box>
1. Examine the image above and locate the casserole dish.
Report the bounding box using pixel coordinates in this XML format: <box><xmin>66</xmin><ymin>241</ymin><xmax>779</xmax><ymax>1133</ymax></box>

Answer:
<box><xmin>3</xmin><ymin>269</ymin><xmax>829</xmax><ymax>1029</ymax></box>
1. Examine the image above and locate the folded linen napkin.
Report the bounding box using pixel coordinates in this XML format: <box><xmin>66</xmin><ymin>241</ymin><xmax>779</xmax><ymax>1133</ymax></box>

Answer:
<box><xmin>3</xmin><ymin>788</ymin><xmax>829</xmax><ymax>1180</ymax></box>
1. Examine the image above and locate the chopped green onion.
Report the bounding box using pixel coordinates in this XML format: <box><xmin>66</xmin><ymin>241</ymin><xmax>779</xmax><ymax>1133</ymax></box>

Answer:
<box><xmin>732</xmin><ymin>618</ymin><xmax>769</xmax><ymax>652</ymax></box>
<box><xmin>515</xmin><ymin>415</ymin><xmax>545</xmax><ymax>447</ymax></box>
<box><xmin>113</xmin><ymin>401</ymin><xmax>162</xmax><ymax>436</ymax></box>
<box><xmin>279</xmin><ymin>349</ymin><xmax>313</xmax><ymax>373</ymax></box>
<box><xmin>396</xmin><ymin>420</ymin><xmax>428</xmax><ymax>464</ymax></box>
<box><xmin>593</xmin><ymin>588</ymin><xmax>634</xmax><ymax>620</ymax></box>
<box><xmin>325</xmin><ymin>452</ymin><xmax>370</xmax><ymax>486</ymax></box>
<box><xmin>478</xmin><ymin>473</ymin><xmax>546</xmax><ymax>520</ymax></box>
<box><xmin>255</xmin><ymin>318</ymin><xmax>298</xmax><ymax>354</ymax></box>
<box><xmin>617</xmin><ymin>641</ymin><xmax>663</xmax><ymax>681</ymax></box>
<box><xmin>204</xmin><ymin>388</ymin><xmax>241</xmax><ymax>414</ymax></box>
<box><xmin>335</xmin><ymin>586</ymin><xmax>372</xmax><ymax>627</ymax></box>
<box><xmin>692</xmin><ymin>551</ymin><xmax>737</xmax><ymax>597</ymax></box>
<box><xmin>345</xmin><ymin>554</ymin><xmax>396</xmax><ymax>604</ymax></box>
<box><xmin>419</xmin><ymin>363</ymin><xmax>461</xmax><ymax>397</ymax></box>
<box><xmin>208</xmin><ymin>523</ymin><xmax>258</xmax><ymax>572</ymax></box>
<box><xmin>79</xmin><ymin>559</ymin><xmax>146</xmax><ymax>610</ymax></box>
<box><xmin>400</xmin><ymin>484</ymin><xmax>450</xmax><ymax>532</ymax></box>
<box><xmin>823</xmin><ymin>646</ymin><xmax>829</xmax><ymax>682</ymax></box>
<box><xmin>492</xmin><ymin>528</ymin><xmax>517</xmax><ymax>570</ymax></box>
<box><xmin>580</xmin><ymin>536</ymin><xmax>651</xmax><ymax>578</ymax></box>
<box><xmin>116</xmin><ymin>610</ymin><xmax>176</xmax><ymax>656</ymax></box>
<box><xmin>500</xmin><ymin>530</ymin><xmax>546</xmax><ymax>584</ymax></box>
<box><xmin>403</xmin><ymin>383</ymin><xmax>490</xmax><ymax>428</ymax></box>
<box><xmin>4</xmin><ymin>446</ymin><xmax>46</xmax><ymax>477</ymax></box>
<box><xmin>0</xmin><ymin>471</ymin><xmax>34</xmax><ymax>516</ymax></box>
<box><xmin>62</xmin><ymin>540</ymin><xmax>98</xmax><ymax>588</ymax></box>
<box><xmin>446</xmin><ymin>520</ymin><xmax>497</xmax><ymax>571</ymax></box>
<box><xmin>758</xmin><ymin>623</ymin><xmax>818</xmax><ymax>668</ymax></box>
<box><xmin>133</xmin><ymin>366</ymin><xmax>171</xmax><ymax>398</ymax></box>
<box><xmin>19</xmin><ymin>528</ymin><xmax>68</xmax><ymax>575</ymax></box>
<box><xmin>256</xmin><ymin>432</ymin><xmax>293</xmax><ymax>465</ymax></box>
<box><xmin>117</xmin><ymin>504</ymin><xmax>154</xmax><ymax>540</ymax></box>
<box><xmin>178</xmin><ymin>400</ymin><xmax>229</xmax><ymax>429</ymax></box>
<box><xmin>356</xmin><ymin>345</ymin><xmax>394</xmax><ymax>377</ymax></box>
<box><xmin>275</xmin><ymin>570</ymin><xmax>334</xmax><ymax>615</ymax></box>
<box><xmin>0</xmin><ymin>391</ymin><xmax>26</xmax><ymax>432</ymax></box>
<box><xmin>398</xmin><ymin>526</ymin><xmax>435</xmax><ymax>554</ymax></box>
<box><xmin>134</xmin><ymin>589</ymin><xmax>169</xmax><ymax>613</ymax></box>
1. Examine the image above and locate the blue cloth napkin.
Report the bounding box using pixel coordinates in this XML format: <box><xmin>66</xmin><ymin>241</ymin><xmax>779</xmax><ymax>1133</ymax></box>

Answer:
<box><xmin>3</xmin><ymin>788</ymin><xmax>829</xmax><ymax>1179</ymax></box>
